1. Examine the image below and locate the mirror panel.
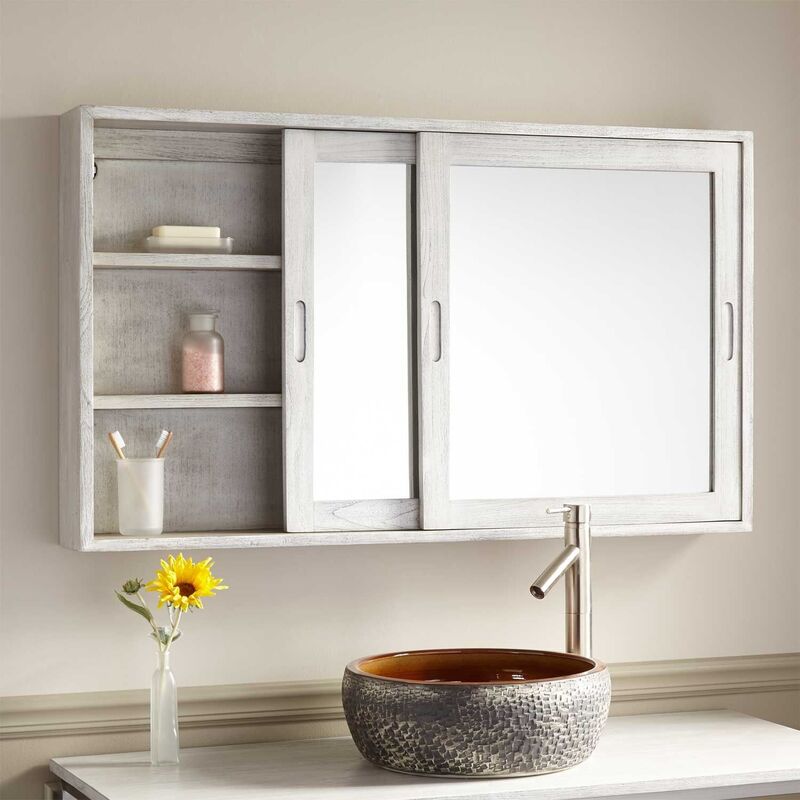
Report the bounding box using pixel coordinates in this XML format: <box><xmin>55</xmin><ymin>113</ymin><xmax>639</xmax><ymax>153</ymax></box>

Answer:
<box><xmin>313</xmin><ymin>162</ymin><xmax>414</xmax><ymax>501</ymax></box>
<box><xmin>449</xmin><ymin>166</ymin><xmax>711</xmax><ymax>500</ymax></box>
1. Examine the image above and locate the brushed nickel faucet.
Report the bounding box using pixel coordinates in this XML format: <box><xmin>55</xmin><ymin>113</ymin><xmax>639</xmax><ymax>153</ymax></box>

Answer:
<box><xmin>530</xmin><ymin>504</ymin><xmax>592</xmax><ymax>658</ymax></box>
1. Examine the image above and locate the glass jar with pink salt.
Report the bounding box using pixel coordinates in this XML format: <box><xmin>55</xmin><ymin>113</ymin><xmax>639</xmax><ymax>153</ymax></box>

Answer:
<box><xmin>181</xmin><ymin>311</ymin><xmax>224</xmax><ymax>393</ymax></box>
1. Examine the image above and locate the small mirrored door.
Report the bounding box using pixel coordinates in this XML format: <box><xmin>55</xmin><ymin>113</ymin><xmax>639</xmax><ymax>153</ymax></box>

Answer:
<box><xmin>283</xmin><ymin>130</ymin><xmax>418</xmax><ymax>531</ymax></box>
<box><xmin>417</xmin><ymin>133</ymin><xmax>743</xmax><ymax>532</ymax></box>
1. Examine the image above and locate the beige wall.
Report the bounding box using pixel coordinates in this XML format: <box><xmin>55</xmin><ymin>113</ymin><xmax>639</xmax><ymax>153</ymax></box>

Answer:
<box><xmin>1</xmin><ymin>0</ymin><xmax>798</xmax><ymax>780</ymax></box>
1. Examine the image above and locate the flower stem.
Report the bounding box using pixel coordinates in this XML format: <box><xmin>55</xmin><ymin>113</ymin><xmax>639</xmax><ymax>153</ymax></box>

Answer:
<box><xmin>137</xmin><ymin>592</ymin><xmax>164</xmax><ymax>653</ymax></box>
<box><xmin>164</xmin><ymin>608</ymin><xmax>183</xmax><ymax>654</ymax></box>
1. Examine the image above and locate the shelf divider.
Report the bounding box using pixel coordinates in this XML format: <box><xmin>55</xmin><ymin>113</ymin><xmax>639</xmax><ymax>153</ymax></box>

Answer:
<box><xmin>93</xmin><ymin>252</ymin><xmax>281</xmax><ymax>271</ymax></box>
<box><xmin>94</xmin><ymin>394</ymin><xmax>282</xmax><ymax>410</ymax></box>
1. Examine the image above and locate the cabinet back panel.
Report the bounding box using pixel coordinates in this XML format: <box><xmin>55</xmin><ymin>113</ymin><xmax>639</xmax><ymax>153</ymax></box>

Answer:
<box><xmin>94</xmin><ymin>269</ymin><xmax>281</xmax><ymax>395</ymax></box>
<box><xmin>93</xmin><ymin>159</ymin><xmax>281</xmax><ymax>254</ymax></box>
<box><xmin>93</xmin><ymin>408</ymin><xmax>282</xmax><ymax>533</ymax></box>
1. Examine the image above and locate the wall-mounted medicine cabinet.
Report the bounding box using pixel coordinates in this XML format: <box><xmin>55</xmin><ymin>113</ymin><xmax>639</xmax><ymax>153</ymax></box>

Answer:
<box><xmin>60</xmin><ymin>106</ymin><xmax>752</xmax><ymax>551</ymax></box>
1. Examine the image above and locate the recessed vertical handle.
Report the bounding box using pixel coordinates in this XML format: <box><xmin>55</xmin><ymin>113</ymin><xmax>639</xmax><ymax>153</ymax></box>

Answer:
<box><xmin>294</xmin><ymin>300</ymin><xmax>306</xmax><ymax>363</ymax></box>
<box><xmin>724</xmin><ymin>302</ymin><xmax>734</xmax><ymax>361</ymax></box>
<box><xmin>431</xmin><ymin>301</ymin><xmax>442</xmax><ymax>362</ymax></box>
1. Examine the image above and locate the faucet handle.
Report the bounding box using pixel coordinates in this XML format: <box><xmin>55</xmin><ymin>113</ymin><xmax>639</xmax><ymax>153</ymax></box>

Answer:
<box><xmin>546</xmin><ymin>504</ymin><xmax>591</xmax><ymax>524</ymax></box>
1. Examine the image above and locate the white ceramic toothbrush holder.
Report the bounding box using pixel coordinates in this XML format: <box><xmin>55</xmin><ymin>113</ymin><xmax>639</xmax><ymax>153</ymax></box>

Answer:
<box><xmin>117</xmin><ymin>458</ymin><xmax>165</xmax><ymax>536</ymax></box>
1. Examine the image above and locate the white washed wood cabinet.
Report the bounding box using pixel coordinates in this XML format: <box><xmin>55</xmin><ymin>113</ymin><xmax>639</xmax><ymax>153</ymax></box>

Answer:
<box><xmin>59</xmin><ymin>106</ymin><xmax>752</xmax><ymax>551</ymax></box>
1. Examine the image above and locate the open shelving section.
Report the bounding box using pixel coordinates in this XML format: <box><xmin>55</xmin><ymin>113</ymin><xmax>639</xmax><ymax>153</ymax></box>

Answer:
<box><xmin>61</xmin><ymin>106</ymin><xmax>287</xmax><ymax>551</ymax></box>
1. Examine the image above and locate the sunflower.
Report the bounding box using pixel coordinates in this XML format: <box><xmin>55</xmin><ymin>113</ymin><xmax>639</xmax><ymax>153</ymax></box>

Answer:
<box><xmin>146</xmin><ymin>553</ymin><xmax>228</xmax><ymax>612</ymax></box>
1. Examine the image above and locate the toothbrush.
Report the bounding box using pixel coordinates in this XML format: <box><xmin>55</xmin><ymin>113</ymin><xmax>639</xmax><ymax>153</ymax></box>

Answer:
<box><xmin>154</xmin><ymin>429</ymin><xmax>170</xmax><ymax>456</ymax></box>
<box><xmin>108</xmin><ymin>431</ymin><xmax>126</xmax><ymax>460</ymax></box>
<box><xmin>156</xmin><ymin>430</ymin><xmax>174</xmax><ymax>459</ymax></box>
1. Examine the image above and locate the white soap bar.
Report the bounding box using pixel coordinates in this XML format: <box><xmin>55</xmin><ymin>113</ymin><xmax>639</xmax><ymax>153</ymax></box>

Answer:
<box><xmin>152</xmin><ymin>225</ymin><xmax>221</xmax><ymax>238</ymax></box>
<box><xmin>144</xmin><ymin>236</ymin><xmax>233</xmax><ymax>253</ymax></box>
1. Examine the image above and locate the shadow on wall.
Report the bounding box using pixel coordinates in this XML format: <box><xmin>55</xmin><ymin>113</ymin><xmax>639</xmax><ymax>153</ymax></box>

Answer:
<box><xmin>1</xmin><ymin>114</ymin><xmax>61</xmax><ymax>548</ymax></box>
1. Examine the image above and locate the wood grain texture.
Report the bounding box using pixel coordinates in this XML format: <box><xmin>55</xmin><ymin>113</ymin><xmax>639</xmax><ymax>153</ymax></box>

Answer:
<box><xmin>282</xmin><ymin>130</ymin><xmax>316</xmax><ymax>531</ymax></box>
<box><xmin>93</xmin><ymin>394</ymin><xmax>282</xmax><ymax>409</ymax></box>
<box><xmin>93</xmin><ymin>269</ymin><xmax>281</xmax><ymax>395</ymax></box>
<box><xmin>313</xmin><ymin>499</ymin><xmax>419</xmax><ymax>531</ymax></box>
<box><xmin>93</xmin><ymin>158</ymin><xmax>281</xmax><ymax>254</ymax></box>
<box><xmin>93</xmin><ymin>408</ymin><xmax>282</xmax><ymax>533</ymax></box>
<box><xmin>50</xmin><ymin>711</ymin><xmax>800</xmax><ymax>800</ymax></box>
<box><xmin>59</xmin><ymin>106</ymin><xmax>94</xmax><ymax>550</ymax></box>
<box><xmin>448</xmin><ymin>134</ymin><xmax>730</xmax><ymax>171</ymax></box>
<box><xmin>314</xmin><ymin>131</ymin><xmax>416</xmax><ymax>163</ymax></box>
<box><xmin>76</xmin><ymin>518</ymin><xmax>749</xmax><ymax>551</ymax></box>
<box><xmin>93</xmin><ymin>127</ymin><xmax>281</xmax><ymax>164</ymax></box>
<box><xmin>86</xmin><ymin>105</ymin><xmax>752</xmax><ymax>143</ymax></box>
<box><xmin>417</xmin><ymin>133</ymin><xmax>450</xmax><ymax>530</ymax></box>
<box><xmin>740</xmin><ymin>134</ymin><xmax>755</xmax><ymax>532</ymax></box>
<box><xmin>93</xmin><ymin>252</ymin><xmax>281</xmax><ymax>271</ymax></box>
<box><xmin>446</xmin><ymin>493</ymin><xmax>736</xmax><ymax>530</ymax></box>
<box><xmin>711</xmin><ymin>143</ymin><xmax>744</xmax><ymax>522</ymax></box>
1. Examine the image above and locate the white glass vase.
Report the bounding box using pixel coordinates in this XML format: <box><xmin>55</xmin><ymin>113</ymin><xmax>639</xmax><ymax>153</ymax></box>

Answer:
<box><xmin>150</xmin><ymin>650</ymin><xmax>179</xmax><ymax>765</ymax></box>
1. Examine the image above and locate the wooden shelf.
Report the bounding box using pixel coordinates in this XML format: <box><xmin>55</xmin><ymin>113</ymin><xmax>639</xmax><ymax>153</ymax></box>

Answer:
<box><xmin>93</xmin><ymin>252</ymin><xmax>281</xmax><ymax>271</ymax></box>
<box><xmin>91</xmin><ymin>530</ymin><xmax>289</xmax><ymax>550</ymax></box>
<box><xmin>94</xmin><ymin>393</ymin><xmax>282</xmax><ymax>409</ymax></box>
<box><xmin>85</xmin><ymin>526</ymin><xmax>572</xmax><ymax>551</ymax></box>
<box><xmin>82</xmin><ymin>520</ymin><xmax>752</xmax><ymax>551</ymax></box>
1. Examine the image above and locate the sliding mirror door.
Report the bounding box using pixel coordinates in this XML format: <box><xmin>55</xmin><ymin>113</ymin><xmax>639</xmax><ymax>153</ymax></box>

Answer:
<box><xmin>284</xmin><ymin>130</ymin><xmax>418</xmax><ymax>531</ymax></box>
<box><xmin>418</xmin><ymin>133</ymin><xmax>745</xmax><ymax>533</ymax></box>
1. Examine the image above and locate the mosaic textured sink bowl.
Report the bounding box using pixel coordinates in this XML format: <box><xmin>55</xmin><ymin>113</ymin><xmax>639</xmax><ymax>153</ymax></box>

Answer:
<box><xmin>342</xmin><ymin>648</ymin><xmax>610</xmax><ymax>778</ymax></box>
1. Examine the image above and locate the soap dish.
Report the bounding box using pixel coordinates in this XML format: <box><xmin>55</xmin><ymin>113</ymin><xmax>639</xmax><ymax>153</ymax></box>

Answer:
<box><xmin>144</xmin><ymin>236</ymin><xmax>234</xmax><ymax>254</ymax></box>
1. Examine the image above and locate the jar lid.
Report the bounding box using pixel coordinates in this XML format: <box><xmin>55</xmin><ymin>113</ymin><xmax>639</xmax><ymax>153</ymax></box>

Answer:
<box><xmin>187</xmin><ymin>311</ymin><xmax>220</xmax><ymax>331</ymax></box>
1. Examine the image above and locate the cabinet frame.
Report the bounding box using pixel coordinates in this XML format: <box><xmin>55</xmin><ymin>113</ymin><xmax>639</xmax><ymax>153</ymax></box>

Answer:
<box><xmin>60</xmin><ymin>106</ymin><xmax>752</xmax><ymax>550</ymax></box>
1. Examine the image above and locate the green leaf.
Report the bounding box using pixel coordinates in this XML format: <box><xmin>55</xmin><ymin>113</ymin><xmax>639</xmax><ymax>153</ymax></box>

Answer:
<box><xmin>116</xmin><ymin>591</ymin><xmax>154</xmax><ymax>624</ymax></box>
<box><xmin>150</xmin><ymin>627</ymin><xmax>182</xmax><ymax>646</ymax></box>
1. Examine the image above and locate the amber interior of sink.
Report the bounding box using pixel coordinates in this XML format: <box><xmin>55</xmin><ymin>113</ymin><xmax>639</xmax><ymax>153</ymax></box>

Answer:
<box><xmin>350</xmin><ymin>648</ymin><xmax>599</xmax><ymax>685</ymax></box>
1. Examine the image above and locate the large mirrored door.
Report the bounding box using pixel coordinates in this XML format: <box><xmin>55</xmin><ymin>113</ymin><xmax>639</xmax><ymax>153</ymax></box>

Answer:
<box><xmin>283</xmin><ymin>130</ymin><xmax>418</xmax><ymax>531</ymax></box>
<box><xmin>418</xmin><ymin>133</ymin><xmax>742</xmax><ymax>532</ymax></box>
<box><xmin>449</xmin><ymin>166</ymin><xmax>711</xmax><ymax>499</ymax></box>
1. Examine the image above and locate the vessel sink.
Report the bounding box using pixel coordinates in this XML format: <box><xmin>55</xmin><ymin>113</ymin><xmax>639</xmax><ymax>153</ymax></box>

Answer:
<box><xmin>342</xmin><ymin>648</ymin><xmax>610</xmax><ymax>778</ymax></box>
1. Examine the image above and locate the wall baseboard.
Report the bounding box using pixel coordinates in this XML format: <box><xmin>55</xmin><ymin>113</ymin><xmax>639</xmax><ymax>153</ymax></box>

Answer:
<box><xmin>2</xmin><ymin>652</ymin><xmax>798</xmax><ymax>741</ymax></box>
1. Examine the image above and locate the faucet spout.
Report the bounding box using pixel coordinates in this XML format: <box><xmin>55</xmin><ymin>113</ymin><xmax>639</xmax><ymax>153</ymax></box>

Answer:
<box><xmin>530</xmin><ymin>545</ymin><xmax>579</xmax><ymax>599</ymax></box>
<box><xmin>529</xmin><ymin>504</ymin><xmax>593</xmax><ymax>658</ymax></box>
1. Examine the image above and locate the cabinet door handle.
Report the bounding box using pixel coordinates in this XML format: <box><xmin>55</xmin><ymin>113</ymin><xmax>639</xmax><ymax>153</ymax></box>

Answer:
<box><xmin>431</xmin><ymin>301</ymin><xmax>442</xmax><ymax>362</ymax></box>
<box><xmin>724</xmin><ymin>301</ymin><xmax>734</xmax><ymax>361</ymax></box>
<box><xmin>294</xmin><ymin>300</ymin><xmax>307</xmax><ymax>363</ymax></box>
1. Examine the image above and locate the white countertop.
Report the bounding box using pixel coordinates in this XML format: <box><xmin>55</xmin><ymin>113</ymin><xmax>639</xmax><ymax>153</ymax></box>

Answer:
<box><xmin>51</xmin><ymin>711</ymin><xmax>800</xmax><ymax>800</ymax></box>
